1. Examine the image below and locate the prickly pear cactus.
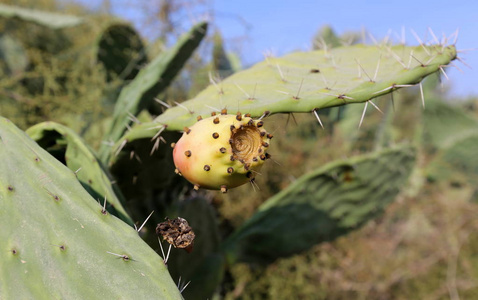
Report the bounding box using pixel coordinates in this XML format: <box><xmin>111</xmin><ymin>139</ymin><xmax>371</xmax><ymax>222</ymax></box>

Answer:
<box><xmin>423</xmin><ymin>98</ymin><xmax>478</xmax><ymax>149</ymax></box>
<box><xmin>222</xmin><ymin>145</ymin><xmax>416</xmax><ymax>265</ymax></box>
<box><xmin>0</xmin><ymin>3</ymin><xmax>83</xmax><ymax>29</ymax></box>
<box><xmin>173</xmin><ymin>112</ymin><xmax>272</xmax><ymax>191</ymax></box>
<box><xmin>108</xmin><ymin>43</ymin><xmax>456</xmax><ymax>161</ymax></box>
<box><xmin>427</xmin><ymin>132</ymin><xmax>478</xmax><ymax>185</ymax></box>
<box><xmin>26</xmin><ymin>121</ymin><xmax>133</xmax><ymax>225</ymax></box>
<box><xmin>0</xmin><ymin>117</ymin><xmax>182</xmax><ymax>299</ymax></box>
<box><xmin>423</xmin><ymin>99</ymin><xmax>478</xmax><ymax>185</ymax></box>
<box><xmin>157</xmin><ymin>43</ymin><xmax>456</xmax><ymax>130</ymax></box>
<box><xmin>0</xmin><ymin>34</ymin><xmax>28</xmax><ymax>76</ymax></box>
<box><xmin>99</xmin><ymin>21</ymin><xmax>208</xmax><ymax>162</ymax></box>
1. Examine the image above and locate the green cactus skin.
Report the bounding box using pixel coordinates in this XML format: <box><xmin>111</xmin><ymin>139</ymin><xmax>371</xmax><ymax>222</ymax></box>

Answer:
<box><xmin>0</xmin><ymin>117</ymin><xmax>182</xmax><ymax>299</ymax></box>
<box><xmin>156</xmin><ymin>43</ymin><xmax>456</xmax><ymax>130</ymax></box>
<box><xmin>312</xmin><ymin>25</ymin><xmax>343</xmax><ymax>49</ymax></box>
<box><xmin>99</xmin><ymin>21</ymin><xmax>208</xmax><ymax>163</ymax></box>
<box><xmin>107</xmin><ymin>43</ymin><xmax>455</xmax><ymax>158</ymax></box>
<box><xmin>0</xmin><ymin>3</ymin><xmax>83</xmax><ymax>29</ymax></box>
<box><xmin>423</xmin><ymin>99</ymin><xmax>478</xmax><ymax>185</ymax></box>
<box><xmin>95</xmin><ymin>22</ymin><xmax>147</xmax><ymax>81</ymax></box>
<box><xmin>0</xmin><ymin>34</ymin><xmax>28</xmax><ymax>76</ymax></box>
<box><xmin>2</xmin><ymin>3</ymin><xmax>147</xmax><ymax>80</ymax></box>
<box><xmin>173</xmin><ymin>113</ymin><xmax>272</xmax><ymax>192</ymax></box>
<box><xmin>212</xmin><ymin>31</ymin><xmax>235</xmax><ymax>79</ymax></box>
<box><xmin>108</xmin><ymin>131</ymin><xmax>184</xmax><ymax>213</ymax></box>
<box><xmin>423</xmin><ymin>99</ymin><xmax>478</xmax><ymax>149</ymax></box>
<box><xmin>427</xmin><ymin>132</ymin><xmax>478</xmax><ymax>185</ymax></box>
<box><xmin>26</xmin><ymin>121</ymin><xmax>133</xmax><ymax>226</ymax></box>
<box><xmin>221</xmin><ymin>145</ymin><xmax>416</xmax><ymax>265</ymax></box>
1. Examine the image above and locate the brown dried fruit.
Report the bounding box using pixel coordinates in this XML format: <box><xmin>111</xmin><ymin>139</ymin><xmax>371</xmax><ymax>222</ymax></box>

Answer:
<box><xmin>156</xmin><ymin>217</ymin><xmax>195</xmax><ymax>253</ymax></box>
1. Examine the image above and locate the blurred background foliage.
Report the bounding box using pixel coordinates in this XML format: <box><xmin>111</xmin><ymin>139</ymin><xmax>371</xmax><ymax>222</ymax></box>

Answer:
<box><xmin>1</xmin><ymin>0</ymin><xmax>477</xmax><ymax>299</ymax></box>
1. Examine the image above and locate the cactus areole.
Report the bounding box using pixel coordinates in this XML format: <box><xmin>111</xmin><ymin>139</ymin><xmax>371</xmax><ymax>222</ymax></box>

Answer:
<box><xmin>173</xmin><ymin>113</ymin><xmax>272</xmax><ymax>192</ymax></box>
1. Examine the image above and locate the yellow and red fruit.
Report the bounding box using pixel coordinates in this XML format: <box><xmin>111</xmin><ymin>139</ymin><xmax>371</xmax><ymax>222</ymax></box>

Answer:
<box><xmin>172</xmin><ymin>113</ymin><xmax>272</xmax><ymax>192</ymax></box>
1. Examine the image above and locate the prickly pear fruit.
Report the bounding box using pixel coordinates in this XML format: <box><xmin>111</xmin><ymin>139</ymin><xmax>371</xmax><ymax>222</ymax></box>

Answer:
<box><xmin>173</xmin><ymin>112</ymin><xmax>272</xmax><ymax>192</ymax></box>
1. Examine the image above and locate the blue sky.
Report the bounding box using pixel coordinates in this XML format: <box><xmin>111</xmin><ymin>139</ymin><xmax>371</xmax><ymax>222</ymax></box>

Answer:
<box><xmin>74</xmin><ymin>0</ymin><xmax>477</xmax><ymax>98</ymax></box>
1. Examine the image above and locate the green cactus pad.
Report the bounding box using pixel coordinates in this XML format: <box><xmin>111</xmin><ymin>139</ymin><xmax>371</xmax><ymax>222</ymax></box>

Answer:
<box><xmin>108</xmin><ymin>129</ymin><xmax>184</xmax><ymax>208</ymax></box>
<box><xmin>423</xmin><ymin>99</ymin><xmax>478</xmax><ymax>149</ymax></box>
<box><xmin>156</xmin><ymin>43</ymin><xmax>456</xmax><ymax>131</ymax></box>
<box><xmin>0</xmin><ymin>117</ymin><xmax>182</xmax><ymax>299</ymax></box>
<box><xmin>426</xmin><ymin>132</ymin><xmax>478</xmax><ymax>185</ymax></box>
<box><xmin>0</xmin><ymin>3</ymin><xmax>83</xmax><ymax>29</ymax></box>
<box><xmin>221</xmin><ymin>145</ymin><xmax>416</xmax><ymax>265</ymax></box>
<box><xmin>0</xmin><ymin>34</ymin><xmax>28</xmax><ymax>75</ymax></box>
<box><xmin>108</xmin><ymin>43</ymin><xmax>455</xmax><ymax>158</ymax></box>
<box><xmin>99</xmin><ymin>21</ymin><xmax>208</xmax><ymax>163</ymax></box>
<box><xmin>26</xmin><ymin>121</ymin><xmax>133</xmax><ymax>225</ymax></box>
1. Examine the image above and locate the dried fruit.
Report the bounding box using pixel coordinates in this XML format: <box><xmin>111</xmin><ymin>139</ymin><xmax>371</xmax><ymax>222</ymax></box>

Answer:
<box><xmin>172</xmin><ymin>113</ymin><xmax>271</xmax><ymax>191</ymax></box>
<box><xmin>156</xmin><ymin>217</ymin><xmax>195</xmax><ymax>253</ymax></box>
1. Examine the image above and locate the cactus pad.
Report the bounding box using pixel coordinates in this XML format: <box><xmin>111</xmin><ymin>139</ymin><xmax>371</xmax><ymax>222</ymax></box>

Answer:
<box><xmin>99</xmin><ymin>21</ymin><xmax>208</xmax><ymax>162</ymax></box>
<box><xmin>423</xmin><ymin>99</ymin><xmax>478</xmax><ymax>149</ymax></box>
<box><xmin>427</xmin><ymin>132</ymin><xmax>478</xmax><ymax>185</ymax></box>
<box><xmin>26</xmin><ymin>121</ymin><xmax>133</xmax><ymax>225</ymax></box>
<box><xmin>0</xmin><ymin>3</ymin><xmax>83</xmax><ymax>29</ymax></box>
<box><xmin>108</xmin><ymin>43</ymin><xmax>455</xmax><ymax>159</ymax></box>
<box><xmin>222</xmin><ymin>145</ymin><xmax>416</xmax><ymax>265</ymax></box>
<box><xmin>0</xmin><ymin>117</ymin><xmax>181</xmax><ymax>299</ymax></box>
<box><xmin>155</xmin><ymin>43</ymin><xmax>456</xmax><ymax>131</ymax></box>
